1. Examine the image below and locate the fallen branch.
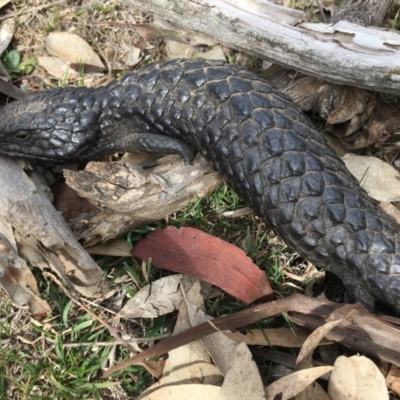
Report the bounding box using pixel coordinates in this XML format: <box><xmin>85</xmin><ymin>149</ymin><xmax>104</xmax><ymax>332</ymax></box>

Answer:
<box><xmin>102</xmin><ymin>294</ymin><xmax>400</xmax><ymax>378</ymax></box>
<box><xmin>123</xmin><ymin>0</ymin><xmax>400</xmax><ymax>93</ymax></box>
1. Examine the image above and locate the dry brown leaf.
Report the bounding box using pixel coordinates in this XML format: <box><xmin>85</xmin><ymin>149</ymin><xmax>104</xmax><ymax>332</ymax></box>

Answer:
<box><xmin>46</xmin><ymin>32</ymin><xmax>105</xmax><ymax>69</ymax></box>
<box><xmin>116</xmin><ymin>275</ymin><xmax>183</xmax><ymax>319</ymax></box>
<box><xmin>140</xmin><ymin>383</ymin><xmax>221</xmax><ymax>400</ymax></box>
<box><xmin>295</xmin><ymin>319</ymin><xmax>342</xmax><ymax>371</ymax></box>
<box><xmin>225</xmin><ymin>327</ymin><xmax>331</xmax><ymax>347</ymax></box>
<box><xmin>265</xmin><ymin>366</ymin><xmax>334</xmax><ymax>400</ymax></box>
<box><xmin>165</xmin><ymin>40</ymin><xmax>197</xmax><ymax>59</ymax></box>
<box><xmin>328</xmin><ymin>355</ymin><xmax>389</xmax><ymax>400</ymax></box>
<box><xmin>139</xmin><ymin>278</ymin><xmax>223</xmax><ymax>398</ymax></box>
<box><xmin>294</xmin><ymin>320</ymin><xmax>342</xmax><ymax>400</ymax></box>
<box><xmin>218</xmin><ymin>342</ymin><xmax>265</xmax><ymax>400</ymax></box>
<box><xmin>37</xmin><ymin>56</ymin><xmax>79</xmax><ymax>79</ymax></box>
<box><xmin>342</xmin><ymin>154</ymin><xmax>400</xmax><ymax>202</ymax></box>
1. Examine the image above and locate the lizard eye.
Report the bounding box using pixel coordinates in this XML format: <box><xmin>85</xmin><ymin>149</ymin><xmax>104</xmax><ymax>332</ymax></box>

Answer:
<box><xmin>15</xmin><ymin>131</ymin><xmax>30</xmax><ymax>141</ymax></box>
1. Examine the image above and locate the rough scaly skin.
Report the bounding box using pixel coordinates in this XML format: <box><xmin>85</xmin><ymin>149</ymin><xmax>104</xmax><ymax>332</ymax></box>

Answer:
<box><xmin>0</xmin><ymin>59</ymin><xmax>399</xmax><ymax>312</ymax></box>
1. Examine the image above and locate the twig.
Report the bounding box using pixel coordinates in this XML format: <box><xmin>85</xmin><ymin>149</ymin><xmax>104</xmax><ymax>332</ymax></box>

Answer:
<box><xmin>0</xmin><ymin>0</ymin><xmax>66</xmax><ymax>21</ymax></box>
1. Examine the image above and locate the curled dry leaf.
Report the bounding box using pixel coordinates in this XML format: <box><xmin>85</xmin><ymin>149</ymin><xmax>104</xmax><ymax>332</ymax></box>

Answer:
<box><xmin>328</xmin><ymin>355</ymin><xmax>389</xmax><ymax>400</ymax></box>
<box><xmin>46</xmin><ymin>32</ymin><xmax>105</xmax><ymax>69</ymax></box>
<box><xmin>132</xmin><ymin>226</ymin><xmax>273</xmax><ymax>304</ymax></box>
<box><xmin>265</xmin><ymin>366</ymin><xmax>334</xmax><ymax>400</ymax></box>
<box><xmin>117</xmin><ymin>274</ymin><xmax>184</xmax><ymax>319</ymax></box>
<box><xmin>295</xmin><ymin>319</ymin><xmax>342</xmax><ymax>371</ymax></box>
<box><xmin>342</xmin><ymin>154</ymin><xmax>400</xmax><ymax>202</ymax></box>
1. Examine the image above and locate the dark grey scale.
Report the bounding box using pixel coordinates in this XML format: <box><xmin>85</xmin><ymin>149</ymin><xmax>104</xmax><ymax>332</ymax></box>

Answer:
<box><xmin>239</xmin><ymin>120</ymin><xmax>264</xmax><ymax>150</ymax></box>
<box><xmin>213</xmin><ymin>103</ymin><xmax>231</xmax><ymax>129</ymax></box>
<box><xmin>287</xmin><ymin>220</ymin><xmax>308</xmax><ymax>240</ymax></box>
<box><xmin>228</xmin><ymin>93</ymin><xmax>252</xmax><ymax>124</ymax></box>
<box><xmin>345</xmin><ymin>209</ymin><xmax>368</xmax><ymax>232</ymax></box>
<box><xmin>299</xmin><ymin>172</ymin><xmax>325</xmax><ymax>197</ymax></box>
<box><xmin>252</xmin><ymin>109</ymin><xmax>277</xmax><ymax>131</ymax></box>
<box><xmin>325</xmin><ymin>203</ymin><xmax>347</xmax><ymax>224</ymax></box>
<box><xmin>200</xmin><ymin>105</ymin><xmax>216</xmax><ymax>125</ymax></box>
<box><xmin>236</xmin><ymin>69</ymin><xmax>262</xmax><ymax>82</ymax></box>
<box><xmin>305</xmin><ymin>152</ymin><xmax>325</xmax><ymax>172</ymax></box>
<box><xmin>369</xmin><ymin>232</ymin><xmax>395</xmax><ymax>253</ymax></box>
<box><xmin>159</xmin><ymin>67</ymin><xmax>185</xmax><ymax>90</ymax></box>
<box><xmin>260</xmin><ymin>128</ymin><xmax>285</xmax><ymax>156</ymax></box>
<box><xmin>205</xmin><ymin>66</ymin><xmax>235</xmax><ymax>82</ymax></box>
<box><xmin>183</xmin><ymin>69</ymin><xmax>208</xmax><ymax>91</ymax></box>
<box><xmin>283</xmin><ymin>130</ymin><xmax>307</xmax><ymax>152</ymax></box>
<box><xmin>350</xmin><ymin>230</ymin><xmax>376</xmax><ymax>252</ymax></box>
<box><xmin>227</xmin><ymin>76</ymin><xmax>253</xmax><ymax>93</ymax></box>
<box><xmin>280</xmin><ymin>152</ymin><xmax>306</xmax><ymax>178</ymax></box>
<box><xmin>295</xmin><ymin>197</ymin><xmax>322</xmax><ymax>225</ymax></box>
<box><xmin>248</xmin><ymin>91</ymin><xmax>272</xmax><ymax>110</ymax></box>
<box><xmin>79</xmin><ymin>92</ymin><xmax>97</xmax><ymax>109</ymax></box>
<box><xmin>274</xmin><ymin>202</ymin><xmax>296</xmax><ymax>226</ymax></box>
<box><xmin>136</xmin><ymin>67</ymin><xmax>161</xmax><ymax>92</ymax></box>
<box><xmin>278</xmin><ymin>178</ymin><xmax>301</xmax><ymax>203</ymax></box>
<box><xmin>262</xmin><ymin>157</ymin><xmax>282</xmax><ymax>185</ymax></box>
<box><xmin>241</xmin><ymin>146</ymin><xmax>262</xmax><ymax>177</ymax></box>
<box><xmin>205</xmin><ymin>80</ymin><xmax>231</xmax><ymax>102</ymax></box>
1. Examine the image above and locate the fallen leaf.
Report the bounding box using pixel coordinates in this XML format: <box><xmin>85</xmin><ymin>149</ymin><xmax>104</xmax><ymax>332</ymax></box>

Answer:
<box><xmin>140</xmin><ymin>383</ymin><xmax>221</xmax><ymax>400</ymax></box>
<box><xmin>201</xmin><ymin>46</ymin><xmax>226</xmax><ymax>61</ymax></box>
<box><xmin>116</xmin><ymin>274</ymin><xmax>183</xmax><ymax>319</ymax></box>
<box><xmin>295</xmin><ymin>319</ymin><xmax>342</xmax><ymax>370</ymax></box>
<box><xmin>342</xmin><ymin>154</ymin><xmax>400</xmax><ymax>202</ymax></box>
<box><xmin>265</xmin><ymin>366</ymin><xmax>334</xmax><ymax>400</ymax></box>
<box><xmin>165</xmin><ymin>40</ymin><xmax>197</xmax><ymax>59</ymax></box>
<box><xmin>328</xmin><ymin>355</ymin><xmax>389</xmax><ymax>400</ymax></box>
<box><xmin>294</xmin><ymin>320</ymin><xmax>342</xmax><ymax>400</ymax></box>
<box><xmin>37</xmin><ymin>56</ymin><xmax>79</xmax><ymax>79</ymax></box>
<box><xmin>132</xmin><ymin>226</ymin><xmax>273</xmax><ymax>304</ymax></box>
<box><xmin>218</xmin><ymin>342</ymin><xmax>265</xmax><ymax>400</ymax></box>
<box><xmin>46</xmin><ymin>32</ymin><xmax>105</xmax><ymax>69</ymax></box>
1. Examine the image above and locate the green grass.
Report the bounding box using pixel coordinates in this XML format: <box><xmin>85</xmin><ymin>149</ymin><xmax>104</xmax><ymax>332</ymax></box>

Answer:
<box><xmin>0</xmin><ymin>183</ymin><xmax>311</xmax><ymax>399</ymax></box>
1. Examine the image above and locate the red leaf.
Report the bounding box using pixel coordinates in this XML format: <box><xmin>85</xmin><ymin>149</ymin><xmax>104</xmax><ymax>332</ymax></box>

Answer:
<box><xmin>132</xmin><ymin>226</ymin><xmax>273</xmax><ymax>304</ymax></box>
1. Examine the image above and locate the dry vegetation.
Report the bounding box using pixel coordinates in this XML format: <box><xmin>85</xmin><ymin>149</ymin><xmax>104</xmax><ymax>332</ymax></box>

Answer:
<box><xmin>0</xmin><ymin>0</ymin><xmax>399</xmax><ymax>399</ymax></box>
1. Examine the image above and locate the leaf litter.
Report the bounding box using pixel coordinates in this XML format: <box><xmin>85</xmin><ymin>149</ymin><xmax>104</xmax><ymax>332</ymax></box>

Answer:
<box><xmin>0</xmin><ymin>0</ymin><xmax>400</xmax><ymax>399</ymax></box>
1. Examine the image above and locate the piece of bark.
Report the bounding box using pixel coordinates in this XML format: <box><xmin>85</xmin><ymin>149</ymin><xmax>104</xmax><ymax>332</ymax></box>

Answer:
<box><xmin>330</xmin><ymin>0</ymin><xmax>393</xmax><ymax>26</ymax></box>
<box><xmin>0</xmin><ymin>155</ymin><xmax>108</xmax><ymax>314</ymax></box>
<box><xmin>123</xmin><ymin>0</ymin><xmax>400</xmax><ymax>94</ymax></box>
<box><xmin>63</xmin><ymin>154</ymin><xmax>222</xmax><ymax>247</ymax></box>
<box><xmin>263</xmin><ymin>65</ymin><xmax>400</xmax><ymax>150</ymax></box>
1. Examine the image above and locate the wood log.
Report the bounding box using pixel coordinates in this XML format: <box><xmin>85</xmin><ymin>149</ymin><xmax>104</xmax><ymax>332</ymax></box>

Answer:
<box><xmin>0</xmin><ymin>156</ymin><xmax>107</xmax><ymax>315</ymax></box>
<box><xmin>122</xmin><ymin>0</ymin><xmax>400</xmax><ymax>93</ymax></box>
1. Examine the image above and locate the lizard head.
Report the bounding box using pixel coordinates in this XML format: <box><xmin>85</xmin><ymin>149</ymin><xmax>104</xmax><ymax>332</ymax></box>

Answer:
<box><xmin>0</xmin><ymin>87</ymin><xmax>103</xmax><ymax>164</ymax></box>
